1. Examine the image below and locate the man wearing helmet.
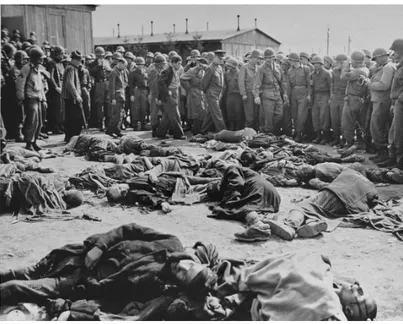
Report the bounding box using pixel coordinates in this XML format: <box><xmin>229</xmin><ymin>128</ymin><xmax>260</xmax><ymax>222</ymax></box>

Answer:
<box><xmin>16</xmin><ymin>46</ymin><xmax>49</xmax><ymax>151</ymax></box>
<box><xmin>381</xmin><ymin>39</ymin><xmax>403</xmax><ymax>170</ymax></box>
<box><xmin>224</xmin><ymin>57</ymin><xmax>244</xmax><ymax>131</ymax></box>
<box><xmin>363</xmin><ymin>48</ymin><xmax>396</xmax><ymax>166</ymax></box>
<box><xmin>184</xmin><ymin>49</ymin><xmax>201</xmax><ymax>72</ymax></box>
<box><xmin>128</xmin><ymin>57</ymin><xmax>149</xmax><ymax>131</ymax></box>
<box><xmin>330</xmin><ymin>54</ymin><xmax>349</xmax><ymax>147</ymax></box>
<box><xmin>239</xmin><ymin>49</ymin><xmax>263</xmax><ymax>132</ymax></box>
<box><xmin>145</xmin><ymin>52</ymin><xmax>154</xmax><ymax>68</ymax></box>
<box><xmin>46</xmin><ymin>46</ymin><xmax>66</xmax><ymax>135</ymax></box>
<box><xmin>340</xmin><ymin>50</ymin><xmax>370</xmax><ymax>148</ymax></box>
<box><xmin>252</xmin><ymin>47</ymin><xmax>287</xmax><ymax>135</ymax></box>
<box><xmin>89</xmin><ymin>46</ymin><xmax>112</xmax><ymax>131</ymax></box>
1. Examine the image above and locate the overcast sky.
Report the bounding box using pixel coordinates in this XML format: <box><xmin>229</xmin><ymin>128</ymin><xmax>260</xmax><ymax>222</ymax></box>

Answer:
<box><xmin>92</xmin><ymin>5</ymin><xmax>403</xmax><ymax>55</ymax></box>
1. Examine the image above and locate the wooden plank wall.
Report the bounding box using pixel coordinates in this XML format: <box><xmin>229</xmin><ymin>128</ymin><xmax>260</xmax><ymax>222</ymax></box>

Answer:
<box><xmin>222</xmin><ymin>30</ymin><xmax>280</xmax><ymax>57</ymax></box>
<box><xmin>1</xmin><ymin>5</ymin><xmax>94</xmax><ymax>54</ymax></box>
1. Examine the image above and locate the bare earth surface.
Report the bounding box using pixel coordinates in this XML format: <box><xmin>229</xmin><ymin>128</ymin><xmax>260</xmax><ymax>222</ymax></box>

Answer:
<box><xmin>1</xmin><ymin>130</ymin><xmax>402</xmax><ymax>321</ymax></box>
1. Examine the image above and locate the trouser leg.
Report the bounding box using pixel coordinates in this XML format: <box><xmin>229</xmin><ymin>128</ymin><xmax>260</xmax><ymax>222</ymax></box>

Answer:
<box><xmin>207</xmin><ymin>93</ymin><xmax>226</xmax><ymax>132</ymax></box>
<box><xmin>330</xmin><ymin>95</ymin><xmax>344</xmax><ymax>139</ymax></box>
<box><xmin>94</xmin><ymin>82</ymin><xmax>105</xmax><ymax>128</ymax></box>
<box><xmin>318</xmin><ymin>93</ymin><xmax>330</xmax><ymax>131</ymax></box>
<box><xmin>370</xmin><ymin>100</ymin><xmax>391</xmax><ymax>149</ymax></box>
<box><xmin>284</xmin><ymin>210</ymin><xmax>305</xmax><ymax>229</ymax></box>
<box><xmin>394</xmin><ymin>101</ymin><xmax>403</xmax><ymax>163</ymax></box>
<box><xmin>150</xmin><ymin>96</ymin><xmax>160</xmax><ymax>128</ymax></box>
<box><xmin>81</xmin><ymin>88</ymin><xmax>91</xmax><ymax>122</ymax></box>
<box><xmin>107</xmin><ymin>101</ymin><xmax>123</xmax><ymax>134</ymax></box>
<box><xmin>23</xmin><ymin>98</ymin><xmax>41</xmax><ymax>143</ymax></box>
<box><xmin>260</xmin><ymin>97</ymin><xmax>275</xmax><ymax>133</ymax></box>
<box><xmin>243</xmin><ymin>92</ymin><xmax>259</xmax><ymax>132</ymax></box>
<box><xmin>341</xmin><ymin>96</ymin><xmax>362</xmax><ymax>144</ymax></box>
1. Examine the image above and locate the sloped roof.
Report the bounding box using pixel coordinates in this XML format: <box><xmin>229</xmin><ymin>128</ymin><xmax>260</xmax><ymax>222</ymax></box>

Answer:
<box><xmin>94</xmin><ymin>28</ymin><xmax>280</xmax><ymax>46</ymax></box>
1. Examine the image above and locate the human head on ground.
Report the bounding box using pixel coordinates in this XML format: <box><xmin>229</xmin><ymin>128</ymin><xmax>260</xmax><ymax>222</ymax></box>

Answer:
<box><xmin>335</xmin><ymin>281</ymin><xmax>377</xmax><ymax>321</ymax></box>
<box><xmin>296</xmin><ymin>164</ymin><xmax>315</xmax><ymax>182</ymax></box>
<box><xmin>106</xmin><ymin>184</ymin><xmax>130</xmax><ymax>203</ymax></box>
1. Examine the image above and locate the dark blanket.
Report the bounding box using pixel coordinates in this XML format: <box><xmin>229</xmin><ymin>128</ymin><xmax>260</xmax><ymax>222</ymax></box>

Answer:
<box><xmin>208</xmin><ymin>165</ymin><xmax>281</xmax><ymax>221</ymax></box>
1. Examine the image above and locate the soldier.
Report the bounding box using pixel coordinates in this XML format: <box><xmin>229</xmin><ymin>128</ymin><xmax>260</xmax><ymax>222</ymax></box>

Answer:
<box><xmin>300</xmin><ymin>52</ymin><xmax>314</xmax><ymax>72</ymax></box>
<box><xmin>253</xmin><ymin>47</ymin><xmax>287</xmax><ymax>135</ymax></box>
<box><xmin>78</xmin><ymin>56</ymin><xmax>92</xmax><ymax>125</ymax></box>
<box><xmin>116</xmin><ymin>46</ymin><xmax>125</xmax><ymax>55</ymax></box>
<box><xmin>104</xmin><ymin>51</ymin><xmax>113</xmax><ymax>65</ymax></box>
<box><xmin>129</xmin><ymin>57</ymin><xmax>149</xmax><ymax>131</ymax></box>
<box><xmin>42</xmin><ymin>41</ymin><xmax>51</xmax><ymax>59</ymax></box>
<box><xmin>46</xmin><ymin>45</ymin><xmax>65</xmax><ymax>134</ymax></box>
<box><xmin>5</xmin><ymin>50</ymin><xmax>29</xmax><ymax>141</ymax></box>
<box><xmin>206</xmin><ymin>52</ymin><xmax>215</xmax><ymax>65</ymax></box>
<box><xmin>340</xmin><ymin>51</ymin><xmax>370</xmax><ymax>148</ymax></box>
<box><xmin>361</xmin><ymin>48</ymin><xmax>396</xmax><ymax>165</ymax></box>
<box><xmin>111</xmin><ymin>52</ymin><xmax>123</xmax><ymax>69</ymax></box>
<box><xmin>145</xmin><ymin>52</ymin><xmax>154</xmax><ymax>68</ymax></box>
<box><xmin>124</xmin><ymin>51</ymin><xmax>137</xmax><ymax>73</ymax></box>
<box><xmin>61</xmin><ymin>50</ymin><xmax>84</xmax><ymax>142</ymax></box>
<box><xmin>275</xmin><ymin>53</ymin><xmax>285</xmax><ymax>65</ymax></box>
<box><xmin>280</xmin><ymin>57</ymin><xmax>292</xmax><ymax>136</ymax></box>
<box><xmin>378</xmin><ymin>39</ymin><xmax>403</xmax><ymax>169</ymax></box>
<box><xmin>238</xmin><ymin>49</ymin><xmax>262</xmax><ymax>132</ymax></box>
<box><xmin>124</xmin><ymin>51</ymin><xmax>137</xmax><ymax>128</ymax></box>
<box><xmin>107</xmin><ymin>57</ymin><xmax>127</xmax><ymax>138</ymax></box>
<box><xmin>287</xmin><ymin>52</ymin><xmax>311</xmax><ymax>142</ymax></box>
<box><xmin>363</xmin><ymin>49</ymin><xmax>376</xmax><ymax>72</ymax></box>
<box><xmin>184</xmin><ymin>49</ymin><xmax>201</xmax><ymax>72</ymax></box>
<box><xmin>323</xmin><ymin>55</ymin><xmax>334</xmax><ymax>71</ymax></box>
<box><xmin>89</xmin><ymin>46</ymin><xmax>112</xmax><ymax>131</ymax></box>
<box><xmin>156</xmin><ymin>55</ymin><xmax>185</xmax><ymax>139</ymax></box>
<box><xmin>200</xmin><ymin>50</ymin><xmax>227</xmax><ymax>134</ymax></box>
<box><xmin>329</xmin><ymin>54</ymin><xmax>349</xmax><ymax>147</ymax></box>
<box><xmin>180</xmin><ymin>57</ymin><xmax>208</xmax><ymax>135</ymax></box>
<box><xmin>223</xmin><ymin>57</ymin><xmax>244</xmax><ymax>131</ymax></box>
<box><xmin>310</xmin><ymin>56</ymin><xmax>332</xmax><ymax>144</ymax></box>
<box><xmin>16</xmin><ymin>46</ymin><xmax>49</xmax><ymax>151</ymax></box>
<box><xmin>148</xmin><ymin>54</ymin><xmax>168</xmax><ymax>137</ymax></box>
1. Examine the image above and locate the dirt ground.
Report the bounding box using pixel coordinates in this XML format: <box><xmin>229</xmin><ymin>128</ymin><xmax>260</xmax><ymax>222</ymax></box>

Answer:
<box><xmin>1</xmin><ymin>130</ymin><xmax>403</xmax><ymax>321</ymax></box>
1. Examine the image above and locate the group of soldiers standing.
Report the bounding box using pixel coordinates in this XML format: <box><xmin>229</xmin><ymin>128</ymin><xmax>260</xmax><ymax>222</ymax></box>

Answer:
<box><xmin>1</xmin><ymin>26</ymin><xmax>402</xmax><ymax>170</ymax></box>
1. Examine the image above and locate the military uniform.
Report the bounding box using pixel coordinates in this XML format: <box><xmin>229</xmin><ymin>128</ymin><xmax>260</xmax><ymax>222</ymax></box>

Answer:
<box><xmin>46</xmin><ymin>57</ymin><xmax>64</xmax><ymax>133</ymax></box>
<box><xmin>253</xmin><ymin>62</ymin><xmax>286</xmax><ymax>134</ymax></box>
<box><xmin>239</xmin><ymin>62</ymin><xmax>260</xmax><ymax>131</ymax></box>
<box><xmin>330</xmin><ymin>67</ymin><xmax>348</xmax><ymax>144</ymax></box>
<box><xmin>79</xmin><ymin>65</ymin><xmax>92</xmax><ymax>123</ymax></box>
<box><xmin>128</xmin><ymin>65</ymin><xmax>149</xmax><ymax>130</ymax></box>
<box><xmin>108</xmin><ymin>66</ymin><xmax>126</xmax><ymax>136</ymax></box>
<box><xmin>224</xmin><ymin>66</ymin><xmax>244</xmax><ymax>130</ymax></box>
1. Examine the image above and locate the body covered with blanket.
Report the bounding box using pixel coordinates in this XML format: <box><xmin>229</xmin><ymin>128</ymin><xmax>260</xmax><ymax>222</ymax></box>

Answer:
<box><xmin>208</xmin><ymin>165</ymin><xmax>281</xmax><ymax>221</ymax></box>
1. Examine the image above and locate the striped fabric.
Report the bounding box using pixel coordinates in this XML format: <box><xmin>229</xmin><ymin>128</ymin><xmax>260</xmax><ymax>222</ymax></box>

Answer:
<box><xmin>61</xmin><ymin>64</ymin><xmax>81</xmax><ymax>100</ymax></box>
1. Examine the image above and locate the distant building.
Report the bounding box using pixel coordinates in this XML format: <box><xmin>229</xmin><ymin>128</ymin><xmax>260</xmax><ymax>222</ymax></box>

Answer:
<box><xmin>1</xmin><ymin>5</ymin><xmax>97</xmax><ymax>53</ymax></box>
<box><xmin>94</xmin><ymin>28</ymin><xmax>281</xmax><ymax>59</ymax></box>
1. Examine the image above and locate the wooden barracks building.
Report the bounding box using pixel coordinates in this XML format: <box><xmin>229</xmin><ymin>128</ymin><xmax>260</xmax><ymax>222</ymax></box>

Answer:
<box><xmin>95</xmin><ymin>18</ymin><xmax>281</xmax><ymax>59</ymax></box>
<box><xmin>1</xmin><ymin>5</ymin><xmax>97</xmax><ymax>54</ymax></box>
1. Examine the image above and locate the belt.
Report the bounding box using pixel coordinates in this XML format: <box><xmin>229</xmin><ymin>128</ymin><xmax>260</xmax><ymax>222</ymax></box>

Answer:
<box><xmin>95</xmin><ymin>80</ymin><xmax>107</xmax><ymax>84</ymax></box>
<box><xmin>293</xmin><ymin>85</ymin><xmax>307</xmax><ymax>89</ymax></box>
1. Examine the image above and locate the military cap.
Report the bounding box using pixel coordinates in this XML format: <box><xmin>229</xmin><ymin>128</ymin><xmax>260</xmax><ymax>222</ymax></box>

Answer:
<box><xmin>116</xmin><ymin>46</ymin><xmax>125</xmax><ymax>53</ymax></box>
<box><xmin>288</xmin><ymin>52</ymin><xmax>300</xmax><ymax>61</ymax></box>
<box><xmin>71</xmin><ymin>50</ymin><xmax>82</xmax><ymax>60</ymax></box>
<box><xmin>104</xmin><ymin>51</ymin><xmax>113</xmax><ymax>58</ymax></box>
<box><xmin>135</xmin><ymin>57</ymin><xmax>145</xmax><ymax>65</ymax></box>
<box><xmin>311</xmin><ymin>56</ymin><xmax>324</xmax><ymax>65</ymax></box>
<box><xmin>146</xmin><ymin>52</ymin><xmax>154</xmax><ymax>58</ymax></box>
<box><xmin>112</xmin><ymin>52</ymin><xmax>122</xmax><ymax>60</ymax></box>
<box><xmin>197</xmin><ymin>58</ymin><xmax>209</xmax><ymax>65</ymax></box>
<box><xmin>190</xmin><ymin>49</ymin><xmax>201</xmax><ymax>57</ymax></box>
<box><xmin>323</xmin><ymin>55</ymin><xmax>334</xmax><ymax>65</ymax></box>
<box><xmin>371</xmin><ymin>48</ymin><xmax>389</xmax><ymax>60</ymax></box>
<box><xmin>300</xmin><ymin>52</ymin><xmax>310</xmax><ymax>60</ymax></box>
<box><xmin>390</xmin><ymin>38</ymin><xmax>403</xmax><ymax>54</ymax></box>
<box><xmin>263</xmin><ymin>47</ymin><xmax>276</xmax><ymax>58</ymax></box>
<box><xmin>335</xmin><ymin>54</ymin><xmax>348</xmax><ymax>62</ymax></box>
<box><xmin>214</xmin><ymin>49</ymin><xmax>226</xmax><ymax>56</ymax></box>
<box><xmin>362</xmin><ymin>49</ymin><xmax>372</xmax><ymax>58</ymax></box>
<box><xmin>250</xmin><ymin>49</ymin><xmax>263</xmax><ymax>59</ymax></box>
<box><xmin>154</xmin><ymin>54</ymin><xmax>167</xmax><ymax>64</ymax></box>
<box><xmin>225</xmin><ymin>57</ymin><xmax>238</xmax><ymax>68</ymax></box>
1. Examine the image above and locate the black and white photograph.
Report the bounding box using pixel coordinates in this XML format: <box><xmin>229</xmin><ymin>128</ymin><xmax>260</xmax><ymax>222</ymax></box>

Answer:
<box><xmin>0</xmin><ymin>1</ymin><xmax>402</xmax><ymax>321</ymax></box>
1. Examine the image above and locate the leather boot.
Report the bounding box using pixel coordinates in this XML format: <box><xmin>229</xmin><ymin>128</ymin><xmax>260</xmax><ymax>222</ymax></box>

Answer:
<box><xmin>152</xmin><ymin>126</ymin><xmax>157</xmax><ymax>138</ymax></box>
<box><xmin>312</xmin><ymin>132</ymin><xmax>322</xmax><ymax>144</ymax></box>
<box><xmin>369</xmin><ymin>150</ymin><xmax>381</xmax><ymax>161</ymax></box>
<box><xmin>319</xmin><ymin>131</ymin><xmax>327</xmax><ymax>145</ymax></box>
<box><xmin>329</xmin><ymin>136</ymin><xmax>340</xmax><ymax>147</ymax></box>
<box><xmin>294</xmin><ymin>132</ymin><xmax>302</xmax><ymax>143</ymax></box>
<box><xmin>25</xmin><ymin>142</ymin><xmax>34</xmax><ymax>151</ymax></box>
<box><xmin>377</xmin><ymin>156</ymin><xmax>396</xmax><ymax>168</ymax></box>
<box><xmin>32</xmin><ymin>142</ymin><xmax>42</xmax><ymax>151</ymax></box>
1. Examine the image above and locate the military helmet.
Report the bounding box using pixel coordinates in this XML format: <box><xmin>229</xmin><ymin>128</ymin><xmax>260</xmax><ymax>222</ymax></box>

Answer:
<box><xmin>104</xmin><ymin>51</ymin><xmax>113</xmax><ymax>58</ymax></box>
<box><xmin>116</xmin><ymin>46</ymin><xmax>125</xmax><ymax>53</ymax></box>
<box><xmin>168</xmin><ymin>50</ymin><xmax>178</xmax><ymax>58</ymax></box>
<box><xmin>323</xmin><ymin>55</ymin><xmax>334</xmax><ymax>65</ymax></box>
<box><xmin>350</xmin><ymin>50</ymin><xmax>365</xmax><ymax>62</ymax></box>
<box><xmin>112</xmin><ymin>52</ymin><xmax>122</xmax><ymax>60</ymax></box>
<box><xmin>276</xmin><ymin>53</ymin><xmax>285</xmax><ymax>61</ymax></box>
<box><xmin>124</xmin><ymin>51</ymin><xmax>135</xmax><ymax>60</ymax></box>
<box><xmin>135</xmin><ymin>57</ymin><xmax>145</xmax><ymax>65</ymax></box>
<box><xmin>288</xmin><ymin>52</ymin><xmax>300</xmax><ymax>62</ymax></box>
<box><xmin>280</xmin><ymin>58</ymin><xmax>290</xmax><ymax>67</ymax></box>
<box><xmin>311</xmin><ymin>56</ymin><xmax>324</xmax><ymax>65</ymax></box>
<box><xmin>29</xmin><ymin>46</ymin><xmax>46</xmax><ymax>60</ymax></box>
<box><xmin>154</xmin><ymin>54</ymin><xmax>167</xmax><ymax>64</ymax></box>
<box><xmin>190</xmin><ymin>49</ymin><xmax>201</xmax><ymax>57</ymax></box>
<box><xmin>390</xmin><ymin>38</ymin><xmax>403</xmax><ymax>54</ymax></box>
<box><xmin>2</xmin><ymin>43</ymin><xmax>16</xmax><ymax>56</ymax></box>
<box><xmin>22</xmin><ymin>41</ymin><xmax>32</xmax><ymax>51</ymax></box>
<box><xmin>263</xmin><ymin>47</ymin><xmax>275</xmax><ymax>58</ymax></box>
<box><xmin>249</xmin><ymin>49</ymin><xmax>263</xmax><ymax>59</ymax></box>
<box><xmin>15</xmin><ymin>50</ymin><xmax>29</xmax><ymax>62</ymax></box>
<box><xmin>89</xmin><ymin>53</ymin><xmax>96</xmax><ymax>60</ymax></box>
<box><xmin>300</xmin><ymin>52</ymin><xmax>310</xmax><ymax>60</ymax></box>
<box><xmin>225</xmin><ymin>57</ymin><xmax>238</xmax><ymax>68</ymax></box>
<box><xmin>146</xmin><ymin>52</ymin><xmax>154</xmax><ymax>58</ymax></box>
<box><xmin>335</xmin><ymin>54</ymin><xmax>348</xmax><ymax>62</ymax></box>
<box><xmin>371</xmin><ymin>48</ymin><xmax>389</xmax><ymax>60</ymax></box>
<box><xmin>95</xmin><ymin>46</ymin><xmax>105</xmax><ymax>56</ymax></box>
<box><xmin>53</xmin><ymin>45</ymin><xmax>65</xmax><ymax>56</ymax></box>
<box><xmin>362</xmin><ymin>49</ymin><xmax>372</xmax><ymax>58</ymax></box>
